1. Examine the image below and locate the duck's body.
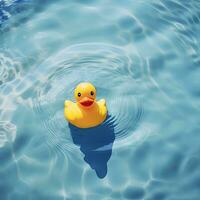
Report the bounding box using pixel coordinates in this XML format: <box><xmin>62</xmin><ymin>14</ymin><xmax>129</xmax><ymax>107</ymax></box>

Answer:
<box><xmin>64</xmin><ymin>99</ymin><xmax>107</xmax><ymax>128</ymax></box>
<box><xmin>64</xmin><ymin>83</ymin><xmax>107</xmax><ymax>128</ymax></box>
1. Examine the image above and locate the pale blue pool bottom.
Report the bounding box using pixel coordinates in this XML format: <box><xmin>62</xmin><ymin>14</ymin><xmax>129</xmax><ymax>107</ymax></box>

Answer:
<box><xmin>0</xmin><ymin>0</ymin><xmax>200</xmax><ymax>199</ymax></box>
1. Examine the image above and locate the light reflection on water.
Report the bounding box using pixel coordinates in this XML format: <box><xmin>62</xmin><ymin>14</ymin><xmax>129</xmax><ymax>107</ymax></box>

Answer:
<box><xmin>0</xmin><ymin>0</ymin><xmax>200</xmax><ymax>199</ymax></box>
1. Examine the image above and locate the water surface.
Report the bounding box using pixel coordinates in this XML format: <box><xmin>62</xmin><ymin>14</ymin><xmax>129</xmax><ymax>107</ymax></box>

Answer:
<box><xmin>0</xmin><ymin>0</ymin><xmax>200</xmax><ymax>199</ymax></box>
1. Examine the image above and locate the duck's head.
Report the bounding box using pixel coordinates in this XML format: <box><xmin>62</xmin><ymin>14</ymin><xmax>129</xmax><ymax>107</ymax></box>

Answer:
<box><xmin>74</xmin><ymin>82</ymin><xmax>96</xmax><ymax>109</ymax></box>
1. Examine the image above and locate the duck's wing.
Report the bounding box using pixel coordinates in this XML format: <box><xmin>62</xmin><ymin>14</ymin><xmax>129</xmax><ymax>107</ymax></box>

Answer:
<box><xmin>64</xmin><ymin>100</ymin><xmax>76</xmax><ymax>121</ymax></box>
<box><xmin>65</xmin><ymin>100</ymin><xmax>72</xmax><ymax>107</ymax></box>
<box><xmin>97</xmin><ymin>99</ymin><xmax>107</xmax><ymax>116</ymax></box>
<box><xmin>98</xmin><ymin>99</ymin><xmax>106</xmax><ymax>106</ymax></box>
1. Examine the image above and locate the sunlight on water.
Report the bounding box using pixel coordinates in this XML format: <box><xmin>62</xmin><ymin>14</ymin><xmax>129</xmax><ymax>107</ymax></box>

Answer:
<box><xmin>0</xmin><ymin>0</ymin><xmax>200</xmax><ymax>199</ymax></box>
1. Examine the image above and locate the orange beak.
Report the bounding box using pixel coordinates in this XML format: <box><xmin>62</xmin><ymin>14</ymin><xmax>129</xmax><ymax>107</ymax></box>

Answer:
<box><xmin>79</xmin><ymin>97</ymin><xmax>94</xmax><ymax>107</ymax></box>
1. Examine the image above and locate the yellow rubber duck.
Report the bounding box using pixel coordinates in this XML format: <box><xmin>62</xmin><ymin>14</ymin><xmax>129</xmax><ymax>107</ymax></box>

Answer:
<box><xmin>64</xmin><ymin>82</ymin><xmax>107</xmax><ymax>128</ymax></box>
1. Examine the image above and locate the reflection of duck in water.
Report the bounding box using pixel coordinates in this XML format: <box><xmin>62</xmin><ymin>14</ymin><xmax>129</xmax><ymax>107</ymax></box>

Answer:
<box><xmin>64</xmin><ymin>82</ymin><xmax>107</xmax><ymax>128</ymax></box>
<box><xmin>69</xmin><ymin>115</ymin><xmax>115</xmax><ymax>178</ymax></box>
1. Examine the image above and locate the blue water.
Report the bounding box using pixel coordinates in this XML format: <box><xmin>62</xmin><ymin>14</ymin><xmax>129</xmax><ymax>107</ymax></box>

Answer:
<box><xmin>1</xmin><ymin>0</ymin><xmax>200</xmax><ymax>199</ymax></box>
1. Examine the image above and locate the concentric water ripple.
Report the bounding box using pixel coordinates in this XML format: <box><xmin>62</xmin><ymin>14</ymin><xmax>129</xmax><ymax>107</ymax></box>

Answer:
<box><xmin>32</xmin><ymin>43</ymin><xmax>146</xmax><ymax>152</ymax></box>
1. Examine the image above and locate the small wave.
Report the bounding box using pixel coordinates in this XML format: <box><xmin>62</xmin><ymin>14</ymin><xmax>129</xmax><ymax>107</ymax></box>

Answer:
<box><xmin>109</xmin><ymin>96</ymin><xmax>143</xmax><ymax>148</ymax></box>
<box><xmin>0</xmin><ymin>121</ymin><xmax>16</xmax><ymax>148</ymax></box>
<box><xmin>0</xmin><ymin>51</ymin><xmax>22</xmax><ymax>86</ymax></box>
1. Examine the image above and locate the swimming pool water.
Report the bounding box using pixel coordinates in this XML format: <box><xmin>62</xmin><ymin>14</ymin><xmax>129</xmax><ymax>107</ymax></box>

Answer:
<box><xmin>0</xmin><ymin>0</ymin><xmax>200</xmax><ymax>199</ymax></box>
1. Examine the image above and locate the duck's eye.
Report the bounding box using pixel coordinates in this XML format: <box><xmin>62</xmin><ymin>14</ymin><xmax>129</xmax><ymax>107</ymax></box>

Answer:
<box><xmin>78</xmin><ymin>92</ymin><xmax>81</xmax><ymax>97</ymax></box>
<box><xmin>90</xmin><ymin>91</ymin><xmax>94</xmax><ymax>96</ymax></box>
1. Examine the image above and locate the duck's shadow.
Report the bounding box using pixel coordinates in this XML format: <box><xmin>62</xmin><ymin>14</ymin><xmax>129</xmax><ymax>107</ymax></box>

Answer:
<box><xmin>69</xmin><ymin>115</ymin><xmax>115</xmax><ymax>179</ymax></box>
